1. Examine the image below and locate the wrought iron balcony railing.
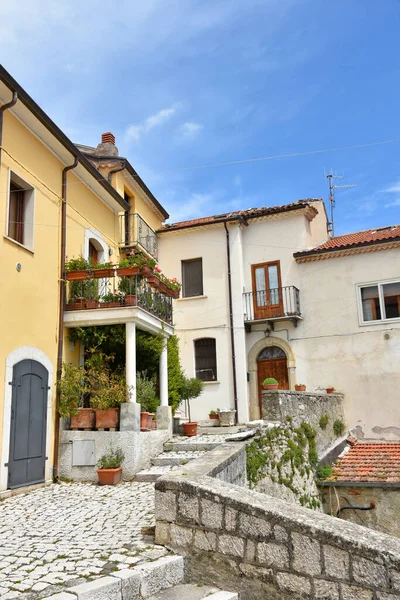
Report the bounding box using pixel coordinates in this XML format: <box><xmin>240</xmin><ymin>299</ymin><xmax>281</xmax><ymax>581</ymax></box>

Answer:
<box><xmin>65</xmin><ymin>271</ymin><xmax>172</xmax><ymax>325</ymax></box>
<box><xmin>243</xmin><ymin>286</ymin><xmax>301</xmax><ymax>323</ymax></box>
<box><xmin>119</xmin><ymin>213</ymin><xmax>158</xmax><ymax>259</ymax></box>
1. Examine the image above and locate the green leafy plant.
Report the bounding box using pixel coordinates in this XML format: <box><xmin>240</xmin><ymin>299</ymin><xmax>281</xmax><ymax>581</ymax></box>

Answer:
<box><xmin>118</xmin><ymin>276</ymin><xmax>137</xmax><ymax>295</ymax></box>
<box><xmin>263</xmin><ymin>377</ymin><xmax>278</xmax><ymax>385</ymax></box>
<box><xmin>333</xmin><ymin>419</ymin><xmax>345</xmax><ymax>436</ymax></box>
<box><xmin>100</xmin><ymin>292</ymin><xmax>123</xmax><ymax>304</ymax></box>
<box><xmin>65</xmin><ymin>256</ymin><xmax>93</xmax><ymax>271</ymax></box>
<box><xmin>97</xmin><ymin>446</ymin><xmax>125</xmax><ymax>470</ymax></box>
<box><xmin>179</xmin><ymin>376</ymin><xmax>204</xmax><ymax>422</ymax></box>
<box><xmin>92</xmin><ymin>261</ymin><xmax>114</xmax><ymax>270</ymax></box>
<box><xmin>57</xmin><ymin>363</ymin><xmax>86</xmax><ymax>417</ymax></box>
<box><xmin>319</xmin><ymin>414</ymin><xmax>329</xmax><ymax>429</ymax></box>
<box><xmin>136</xmin><ymin>371</ymin><xmax>159</xmax><ymax>413</ymax></box>
<box><xmin>317</xmin><ymin>464</ymin><xmax>333</xmax><ymax>479</ymax></box>
<box><xmin>89</xmin><ymin>372</ymin><xmax>129</xmax><ymax>410</ymax></box>
<box><xmin>119</xmin><ymin>252</ymin><xmax>147</xmax><ymax>269</ymax></box>
<box><xmin>209</xmin><ymin>410</ymin><xmax>217</xmax><ymax>415</ymax></box>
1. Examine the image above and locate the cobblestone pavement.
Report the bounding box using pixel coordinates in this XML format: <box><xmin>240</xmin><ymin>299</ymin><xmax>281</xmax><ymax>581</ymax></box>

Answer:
<box><xmin>0</xmin><ymin>482</ymin><xmax>167</xmax><ymax>599</ymax></box>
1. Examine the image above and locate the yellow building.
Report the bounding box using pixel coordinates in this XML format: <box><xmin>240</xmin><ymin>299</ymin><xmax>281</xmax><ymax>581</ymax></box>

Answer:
<box><xmin>0</xmin><ymin>65</ymin><xmax>172</xmax><ymax>492</ymax></box>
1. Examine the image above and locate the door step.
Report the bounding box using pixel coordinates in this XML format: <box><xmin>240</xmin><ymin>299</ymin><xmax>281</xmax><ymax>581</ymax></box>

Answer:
<box><xmin>135</xmin><ymin>465</ymin><xmax>180</xmax><ymax>482</ymax></box>
<box><xmin>147</xmin><ymin>583</ymin><xmax>238</xmax><ymax>599</ymax></box>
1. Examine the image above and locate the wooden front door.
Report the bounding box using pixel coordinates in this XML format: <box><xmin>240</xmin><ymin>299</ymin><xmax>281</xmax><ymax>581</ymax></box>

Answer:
<box><xmin>251</xmin><ymin>261</ymin><xmax>283</xmax><ymax>320</ymax></box>
<box><xmin>257</xmin><ymin>346</ymin><xmax>289</xmax><ymax>410</ymax></box>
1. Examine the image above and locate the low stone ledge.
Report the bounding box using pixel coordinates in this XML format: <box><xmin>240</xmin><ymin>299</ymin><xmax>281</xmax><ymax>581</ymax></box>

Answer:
<box><xmin>155</xmin><ymin>444</ymin><xmax>400</xmax><ymax>599</ymax></box>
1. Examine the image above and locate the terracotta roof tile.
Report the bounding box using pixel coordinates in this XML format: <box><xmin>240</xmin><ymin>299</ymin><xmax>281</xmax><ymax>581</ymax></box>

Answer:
<box><xmin>160</xmin><ymin>199</ymin><xmax>321</xmax><ymax>232</ymax></box>
<box><xmin>326</xmin><ymin>441</ymin><xmax>400</xmax><ymax>483</ymax></box>
<box><xmin>296</xmin><ymin>224</ymin><xmax>400</xmax><ymax>257</ymax></box>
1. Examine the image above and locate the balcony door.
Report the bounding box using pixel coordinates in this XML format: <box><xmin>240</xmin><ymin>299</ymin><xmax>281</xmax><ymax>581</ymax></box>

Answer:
<box><xmin>251</xmin><ymin>261</ymin><xmax>283</xmax><ymax>319</ymax></box>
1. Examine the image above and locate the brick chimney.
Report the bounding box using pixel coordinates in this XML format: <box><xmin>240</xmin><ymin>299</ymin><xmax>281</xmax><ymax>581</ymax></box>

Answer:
<box><xmin>94</xmin><ymin>132</ymin><xmax>118</xmax><ymax>157</ymax></box>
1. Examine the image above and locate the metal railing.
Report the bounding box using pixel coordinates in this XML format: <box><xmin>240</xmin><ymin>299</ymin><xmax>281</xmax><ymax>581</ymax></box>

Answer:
<box><xmin>243</xmin><ymin>286</ymin><xmax>301</xmax><ymax>321</ymax></box>
<box><xmin>66</xmin><ymin>272</ymin><xmax>172</xmax><ymax>325</ymax></box>
<box><xmin>119</xmin><ymin>213</ymin><xmax>158</xmax><ymax>258</ymax></box>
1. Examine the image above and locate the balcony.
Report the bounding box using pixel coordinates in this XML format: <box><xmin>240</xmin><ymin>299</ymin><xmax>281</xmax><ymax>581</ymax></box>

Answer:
<box><xmin>64</xmin><ymin>269</ymin><xmax>173</xmax><ymax>326</ymax></box>
<box><xmin>243</xmin><ymin>286</ymin><xmax>301</xmax><ymax>330</ymax></box>
<box><xmin>119</xmin><ymin>213</ymin><xmax>158</xmax><ymax>259</ymax></box>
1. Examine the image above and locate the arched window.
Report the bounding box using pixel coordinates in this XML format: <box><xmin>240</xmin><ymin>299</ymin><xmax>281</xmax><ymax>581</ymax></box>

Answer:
<box><xmin>194</xmin><ymin>338</ymin><xmax>217</xmax><ymax>381</ymax></box>
<box><xmin>257</xmin><ymin>346</ymin><xmax>287</xmax><ymax>361</ymax></box>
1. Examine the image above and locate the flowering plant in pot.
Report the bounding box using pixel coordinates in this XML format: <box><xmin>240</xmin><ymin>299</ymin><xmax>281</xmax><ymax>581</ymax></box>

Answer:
<box><xmin>136</xmin><ymin>371</ymin><xmax>159</xmax><ymax>431</ymax></box>
<box><xmin>65</xmin><ymin>256</ymin><xmax>92</xmax><ymax>280</ymax></box>
<box><xmin>96</xmin><ymin>446</ymin><xmax>125</xmax><ymax>485</ymax></box>
<box><xmin>263</xmin><ymin>377</ymin><xmax>279</xmax><ymax>390</ymax></box>
<box><xmin>57</xmin><ymin>363</ymin><xmax>95</xmax><ymax>430</ymax></box>
<box><xmin>179</xmin><ymin>376</ymin><xmax>204</xmax><ymax>436</ymax></box>
<box><xmin>295</xmin><ymin>383</ymin><xmax>307</xmax><ymax>392</ymax></box>
<box><xmin>118</xmin><ymin>274</ymin><xmax>137</xmax><ymax>306</ymax></box>
<box><xmin>117</xmin><ymin>252</ymin><xmax>146</xmax><ymax>276</ymax></box>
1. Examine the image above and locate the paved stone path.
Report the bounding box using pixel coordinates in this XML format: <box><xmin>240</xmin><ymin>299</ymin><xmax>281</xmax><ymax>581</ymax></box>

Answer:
<box><xmin>0</xmin><ymin>482</ymin><xmax>167</xmax><ymax>598</ymax></box>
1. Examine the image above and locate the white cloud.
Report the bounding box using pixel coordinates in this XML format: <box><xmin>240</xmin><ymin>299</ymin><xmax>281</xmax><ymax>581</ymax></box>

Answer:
<box><xmin>126</xmin><ymin>105</ymin><xmax>178</xmax><ymax>142</ymax></box>
<box><xmin>384</xmin><ymin>198</ymin><xmax>400</xmax><ymax>208</ymax></box>
<box><xmin>180</xmin><ymin>122</ymin><xmax>203</xmax><ymax>139</ymax></box>
<box><xmin>380</xmin><ymin>178</ymin><xmax>400</xmax><ymax>208</ymax></box>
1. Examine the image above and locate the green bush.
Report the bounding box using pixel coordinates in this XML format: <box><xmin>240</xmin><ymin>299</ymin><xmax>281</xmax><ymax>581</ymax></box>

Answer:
<box><xmin>179</xmin><ymin>376</ymin><xmax>204</xmax><ymax>422</ymax></box>
<box><xmin>136</xmin><ymin>371</ymin><xmax>159</xmax><ymax>413</ymax></box>
<box><xmin>97</xmin><ymin>446</ymin><xmax>125</xmax><ymax>469</ymax></box>
<box><xmin>57</xmin><ymin>363</ymin><xmax>86</xmax><ymax>417</ymax></box>
<box><xmin>333</xmin><ymin>419</ymin><xmax>345</xmax><ymax>436</ymax></box>
<box><xmin>319</xmin><ymin>414</ymin><xmax>329</xmax><ymax>429</ymax></box>
<box><xmin>317</xmin><ymin>464</ymin><xmax>333</xmax><ymax>479</ymax></box>
<box><xmin>263</xmin><ymin>377</ymin><xmax>278</xmax><ymax>385</ymax></box>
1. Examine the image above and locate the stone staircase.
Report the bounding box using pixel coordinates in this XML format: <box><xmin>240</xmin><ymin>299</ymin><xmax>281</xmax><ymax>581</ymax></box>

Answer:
<box><xmin>148</xmin><ymin>584</ymin><xmax>238</xmax><ymax>599</ymax></box>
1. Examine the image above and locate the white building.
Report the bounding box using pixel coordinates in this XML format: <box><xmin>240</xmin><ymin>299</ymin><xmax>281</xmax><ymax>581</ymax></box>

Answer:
<box><xmin>158</xmin><ymin>199</ymin><xmax>400</xmax><ymax>439</ymax></box>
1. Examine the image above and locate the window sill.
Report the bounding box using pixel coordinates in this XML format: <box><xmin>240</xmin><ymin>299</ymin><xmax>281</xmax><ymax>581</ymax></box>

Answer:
<box><xmin>359</xmin><ymin>317</ymin><xmax>400</xmax><ymax>326</ymax></box>
<box><xmin>177</xmin><ymin>295</ymin><xmax>207</xmax><ymax>302</ymax></box>
<box><xmin>202</xmin><ymin>380</ymin><xmax>220</xmax><ymax>385</ymax></box>
<box><xmin>3</xmin><ymin>235</ymin><xmax>34</xmax><ymax>254</ymax></box>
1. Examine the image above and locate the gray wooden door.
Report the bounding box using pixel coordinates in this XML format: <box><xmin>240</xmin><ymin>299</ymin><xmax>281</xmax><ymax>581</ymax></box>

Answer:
<box><xmin>8</xmin><ymin>359</ymin><xmax>48</xmax><ymax>489</ymax></box>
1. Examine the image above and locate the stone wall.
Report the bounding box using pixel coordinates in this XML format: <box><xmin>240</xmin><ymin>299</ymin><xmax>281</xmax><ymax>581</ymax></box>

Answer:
<box><xmin>262</xmin><ymin>390</ymin><xmax>345</xmax><ymax>453</ymax></box>
<box><xmin>60</xmin><ymin>429</ymin><xmax>169</xmax><ymax>481</ymax></box>
<box><xmin>321</xmin><ymin>483</ymin><xmax>400</xmax><ymax>538</ymax></box>
<box><xmin>155</xmin><ymin>443</ymin><xmax>400</xmax><ymax>599</ymax></box>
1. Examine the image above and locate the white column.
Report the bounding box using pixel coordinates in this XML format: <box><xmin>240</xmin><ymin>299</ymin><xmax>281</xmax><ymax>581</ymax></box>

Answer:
<box><xmin>126</xmin><ymin>321</ymin><xmax>137</xmax><ymax>403</ymax></box>
<box><xmin>159</xmin><ymin>337</ymin><xmax>168</xmax><ymax>407</ymax></box>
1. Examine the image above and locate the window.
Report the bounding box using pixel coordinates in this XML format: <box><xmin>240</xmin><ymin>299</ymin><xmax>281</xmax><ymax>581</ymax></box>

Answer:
<box><xmin>194</xmin><ymin>338</ymin><xmax>217</xmax><ymax>381</ymax></box>
<box><xmin>182</xmin><ymin>258</ymin><xmax>203</xmax><ymax>298</ymax></box>
<box><xmin>7</xmin><ymin>172</ymin><xmax>35</xmax><ymax>250</ymax></box>
<box><xmin>359</xmin><ymin>280</ymin><xmax>400</xmax><ymax>323</ymax></box>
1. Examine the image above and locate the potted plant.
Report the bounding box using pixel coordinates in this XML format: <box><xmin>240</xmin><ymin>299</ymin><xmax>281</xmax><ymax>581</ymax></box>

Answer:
<box><xmin>180</xmin><ymin>376</ymin><xmax>205</xmax><ymax>436</ymax></box>
<box><xmin>96</xmin><ymin>446</ymin><xmax>125</xmax><ymax>485</ymax></box>
<box><xmin>326</xmin><ymin>387</ymin><xmax>335</xmax><ymax>394</ymax></box>
<box><xmin>263</xmin><ymin>377</ymin><xmax>279</xmax><ymax>390</ymax></box>
<box><xmin>295</xmin><ymin>384</ymin><xmax>307</xmax><ymax>392</ymax></box>
<box><xmin>136</xmin><ymin>372</ymin><xmax>159</xmax><ymax>432</ymax></box>
<box><xmin>218</xmin><ymin>408</ymin><xmax>236</xmax><ymax>427</ymax></box>
<box><xmin>209</xmin><ymin>409</ymin><xmax>219</xmax><ymax>421</ymax></box>
<box><xmin>92</xmin><ymin>261</ymin><xmax>115</xmax><ymax>278</ymax></box>
<box><xmin>65</xmin><ymin>256</ymin><xmax>92</xmax><ymax>280</ymax></box>
<box><xmin>140</xmin><ymin>255</ymin><xmax>157</xmax><ymax>277</ymax></box>
<box><xmin>117</xmin><ymin>252</ymin><xmax>145</xmax><ymax>276</ymax></box>
<box><xmin>57</xmin><ymin>363</ymin><xmax>95</xmax><ymax>430</ymax></box>
<box><xmin>67</xmin><ymin>269</ymin><xmax>98</xmax><ymax>310</ymax></box>
<box><xmin>88</xmin><ymin>370</ymin><xmax>128</xmax><ymax>429</ymax></box>
<box><xmin>100</xmin><ymin>292</ymin><xmax>123</xmax><ymax>308</ymax></box>
<box><xmin>118</xmin><ymin>275</ymin><xmax>137</xmax><ymax>306</ymax></box>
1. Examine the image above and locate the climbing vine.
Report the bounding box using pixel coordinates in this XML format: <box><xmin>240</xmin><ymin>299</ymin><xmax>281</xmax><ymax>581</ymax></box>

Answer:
<box><xmin>246</xmin><ymin>417</ymin><xmax>321</xmax><ymax>510</ymax></box>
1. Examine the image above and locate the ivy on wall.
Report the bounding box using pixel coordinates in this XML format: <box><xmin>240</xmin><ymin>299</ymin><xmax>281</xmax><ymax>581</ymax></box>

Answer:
<box><xmin>246</xmin><ymin>417</ymin><xmax>321</xmax><ymax>510</ymax></box>
<box><xmin>67</xmin><ymin>326</ymin><xmax>183</xmax><ymax>414</ymax></box>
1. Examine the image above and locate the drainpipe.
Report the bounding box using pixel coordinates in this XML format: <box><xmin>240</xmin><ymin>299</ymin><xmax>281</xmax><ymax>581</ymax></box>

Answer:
<box><xmin>107</xmin><ymin>160</ymin><xmax>129</xmax><ymax>244</ymax></box>
<box><xmin>0</xmin><ymin>91</ymin><xmax>18</xmax><ymax>163</ymax></box>
<box><xmin>224</xmin><ymin>221</ymin><xmax>239</xmax><ymax>423</ymax></box>
<box><xmin>53</xmin><ymin>156</ymin><xmax>79</xmax><ymax>481</ymax></box>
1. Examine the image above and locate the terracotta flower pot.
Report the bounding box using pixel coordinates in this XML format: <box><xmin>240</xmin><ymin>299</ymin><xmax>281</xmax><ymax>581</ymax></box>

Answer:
<box><xmin>85</xmin><ymin>299</ymin><xmax>98</xmax><ymax>309</ymax></box>
<box><xmin>209</xmin><ymin>413</ymin><xmax>219</xmax><ymax>420</ymax></box>
<box><xmin>70</xmin><ymin>408</ymin><xmax>95</xmax><ymax>430</ymax></box>
<box><xmin>170</xmin><ymin>289</ymin><xmax>180</xmax><ymax>299</ymax></box>
<box><xmin>124</xmin><ymin>294</ymin><xmax>137</xmax><ymax>306</ymax></box>
<box><xmin>66</xmin><ymin>271</ymin><xmax>89</xmax><ymax>281</ymax></box>
<box><xmin>141</xmin><ymin>266</ymin><xmax>153</xmax><ymax>277</ymax></box>
<box><xmin>326</xmin><ymin>387</ymin><xmax>335</xmax><ymax>394</ymax></box>
<box><xmin>92</xmin><ymin>268</ymin><xmax>115</xmax><ymax>278</ymax></box>
<box><xmin>66</xmin><ymin>298</ymin><xmax>85</xmax><ymax>310</ymax></box>
<box><xmin>117</xmin><ymin>266</ymin><xmax>140</xmax><ymax>276</ymax></box>
<box><xmin>263</xmin><ymin>384</ymin><xmax>279</xmax><ymax>390</ymax></box>
<box><xmin>147</xmin><ymin>413</ymin><xmax>155</xmax><ymax>430</ymax></box>
<box><xmin>97</xmin><ymin>467</ymin><xmax>122</xmax><ymax>485</ymax></box>
<box><xmin>100</xmin><ymin>301</ymin><xmax>121</xmax><ymax>308</ymax></box>
<box><xmin>147</xmin><ymin>276</ymin><xmax>160</xmax><ymax>290</ymax></box>
<box><xmin>183</xmin><ymin>422</ymin><xmax>198</xmax><ymax>437</ymax></box>
<box><xmin>295</xmin><ymin>385</ymin><xmax>306</xmax><ymax>392</ymax></box>
<box><xmin>140</xmin><ymin>411</ymin><xmax>151</xmax><ymax>431</ymax></box>
<box><xmin>151</xmin><ymin>420</ymin><xmax>157</xmax><ymax>430</ymax></box>
<box><xmin>94</xmin><ymin>408</ymin><xmax>120</xmax><ymax>429</ymax></box>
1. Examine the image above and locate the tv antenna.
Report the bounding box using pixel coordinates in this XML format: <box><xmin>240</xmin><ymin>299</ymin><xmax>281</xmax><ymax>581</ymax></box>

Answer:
<box><xmin>325</xmin><ymin>170</ymin><xmax>356</xmax><ymax>235</ymax></box>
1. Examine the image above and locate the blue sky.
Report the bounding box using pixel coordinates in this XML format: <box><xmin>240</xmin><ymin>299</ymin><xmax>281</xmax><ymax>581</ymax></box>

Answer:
<box><xmin>1</xmin><ymin>0</ymin><xmax>400</xmax><ymax>233</ymax></box>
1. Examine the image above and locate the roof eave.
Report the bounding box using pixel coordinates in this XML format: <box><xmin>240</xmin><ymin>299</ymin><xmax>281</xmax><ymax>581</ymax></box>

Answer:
<box><xmin>294</xmin><ymin>236</ymin><xmax>400</xmax><ymax>261</ymax></box>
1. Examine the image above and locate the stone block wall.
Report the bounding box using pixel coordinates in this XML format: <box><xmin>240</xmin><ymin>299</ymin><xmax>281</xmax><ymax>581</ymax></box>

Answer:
<box><xmin>155</xmin><ymin>444</ymin><xmax>400</xmax><ymax>599</ymax></box>
<box><xmin>262</xmin><ymin>390</ymin><xmax>345</xmax><ymax>453</ymax></box>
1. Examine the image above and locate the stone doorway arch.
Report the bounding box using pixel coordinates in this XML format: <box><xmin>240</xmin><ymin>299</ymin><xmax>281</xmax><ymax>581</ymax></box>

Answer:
<box><xmin>248</xmin><ymin>337</ymin><xmax>296</xmax><ymax>420</ymax></box>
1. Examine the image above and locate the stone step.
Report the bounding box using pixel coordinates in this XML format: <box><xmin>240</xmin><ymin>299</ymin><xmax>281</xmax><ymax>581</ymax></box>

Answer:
<box><xmin>135</xmin><ymin>465</ymin><xmax>179</xmax><ymax>482</ymax></box>
<box><xmin>147</xmin><ymin>583</ymin><xmax>238</xmax><ymax>599</ymax></box>
<box><xmin>152</xmin><ymin>450</ymin><xmax>207</xmax><ymax>466</ymax></box>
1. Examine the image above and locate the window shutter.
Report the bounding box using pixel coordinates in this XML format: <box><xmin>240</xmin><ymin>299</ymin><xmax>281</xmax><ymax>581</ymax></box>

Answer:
<box><xmin>194</xmin><ymin>338</ymin><xmax>217</xmax><ymax>381</ymax></box>
<box><xmin>182</xmin><ymin>259</ymin><xmax>203</xmax><ymax>297</ymax></box>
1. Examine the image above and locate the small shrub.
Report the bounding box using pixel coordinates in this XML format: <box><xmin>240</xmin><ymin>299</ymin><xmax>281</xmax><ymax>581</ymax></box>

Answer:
<box><xmin>333</xmin><ymin>419</ymin><xmax>345</xmax><ymax>436</ymax></box>
<box><xmin>317</xmin><ymin>464</ymin><xmax>333</xmax><ymax>479</ymax></box>
<box><xmin>97</xmin><ymin>446</ymin><xmax>125</xmax><ymax>470</ymax></box>
<box><xmin>263</xmin><ymin>377</ymin><xmax>278</xmax><ymax>385</ymax></box>
<box><xmin>319</xmin><ymin>414</ymin><xmax>329</xmax><ymax>429</ymax></box>
<box><xmin>136</xmin><ymin>371</ymin><xmax>159</xmax><ymax>413</ymax></box>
